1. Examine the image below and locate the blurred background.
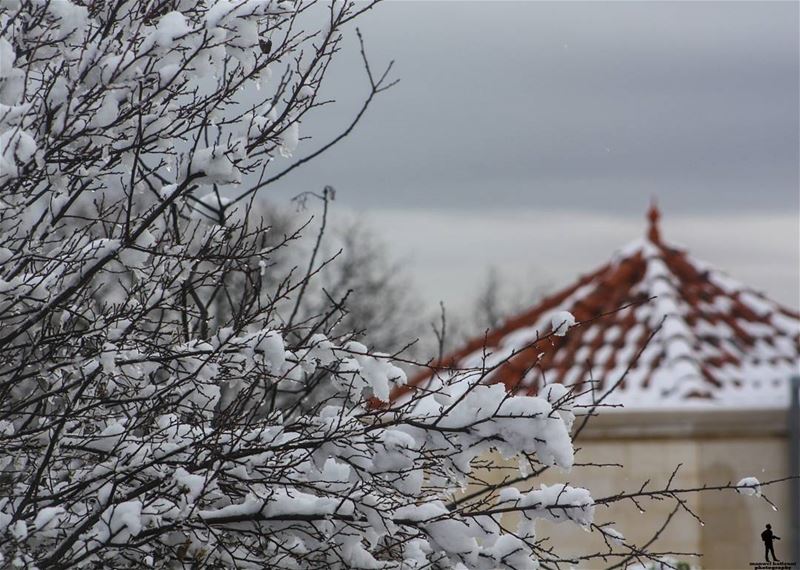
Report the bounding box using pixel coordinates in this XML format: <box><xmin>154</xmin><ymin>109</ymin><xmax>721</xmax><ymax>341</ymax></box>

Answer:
<box><xmin>266</xmin><ymin>1</ymin><xmax>798</xmax><ymax>325</ymax></box>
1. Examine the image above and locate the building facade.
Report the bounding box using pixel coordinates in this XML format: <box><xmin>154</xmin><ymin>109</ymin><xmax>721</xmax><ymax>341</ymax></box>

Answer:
<box><xmin>402</xmin><ymin>206</ymin><xmax>800</xmax><ymax>569</ymax></box>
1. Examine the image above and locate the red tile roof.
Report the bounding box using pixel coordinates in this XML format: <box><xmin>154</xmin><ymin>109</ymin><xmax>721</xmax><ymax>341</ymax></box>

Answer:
<box><xmin>399</xmin><ymin>206</ymin><xmax>800</xmax><ymax>408</ymax></box>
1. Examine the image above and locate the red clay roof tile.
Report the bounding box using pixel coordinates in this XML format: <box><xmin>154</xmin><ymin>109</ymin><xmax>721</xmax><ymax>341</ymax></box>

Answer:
<box><xmin>396</xmin><ymin>207</ymin><xmax>800</xmax><ymax>408</ymax></box>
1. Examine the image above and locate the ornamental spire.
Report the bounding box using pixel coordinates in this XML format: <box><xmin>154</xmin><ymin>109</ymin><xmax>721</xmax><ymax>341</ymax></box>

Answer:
<box><xmin>647</xmin><ymin>199</ymin><xmax>661</xmax><ymax>243</ymax></box>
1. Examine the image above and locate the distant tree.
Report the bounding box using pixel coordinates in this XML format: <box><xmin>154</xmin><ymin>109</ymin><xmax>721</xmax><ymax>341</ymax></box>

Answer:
<box><xmin>426</xmin><ymin>267</ymin><xmax>551</xmax><ymax>358</ymax></box>
<box><xmin>471</xmin><ymin>266</ymin><xmax>551</xmax><ymax>335</ymax></box>
<box><xmin>303</xmin><ymin>215</ymin><xmax>424</xmax><ymax>353</ymax></box>
<box><xmin>201</xmin><ymin>196</ymin><xmax>425</xmax><ymax>354</ymax></box>
<box><xmin>475</xmin><ymin>266</ymin><xmax>507</xmax><ymax>332</ymax></box>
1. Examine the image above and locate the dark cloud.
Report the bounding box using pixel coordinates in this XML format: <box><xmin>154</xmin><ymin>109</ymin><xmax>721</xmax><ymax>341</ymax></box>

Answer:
<box><xmin>269</xmin><ymin>1</ymin><xmax>799</xmax><ymax>216</ymax></box>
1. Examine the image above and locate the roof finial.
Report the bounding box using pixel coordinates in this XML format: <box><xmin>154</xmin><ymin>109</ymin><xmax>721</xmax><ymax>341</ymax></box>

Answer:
<box><xmin>647</xmin><ymin>199</ymin><xmax>661</xmax><ymax>243</ymax></box>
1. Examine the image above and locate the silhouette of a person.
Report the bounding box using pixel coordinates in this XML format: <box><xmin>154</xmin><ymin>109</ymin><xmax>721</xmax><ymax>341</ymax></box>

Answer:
<box><xmin>761</xmin><ymin>524</ymin><xmax>780</xmax><ymax>562</ymax></box>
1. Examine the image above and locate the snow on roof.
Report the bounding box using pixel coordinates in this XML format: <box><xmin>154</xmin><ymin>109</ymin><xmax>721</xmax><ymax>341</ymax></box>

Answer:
<box><xmin>399</xmin><ymin>205</ymin><xmax>800</xmax><ymax>409</ymax></box>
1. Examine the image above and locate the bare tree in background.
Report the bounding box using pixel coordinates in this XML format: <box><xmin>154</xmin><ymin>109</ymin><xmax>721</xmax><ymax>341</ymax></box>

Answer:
<box><xmin>206</xmin><ymin>196</ymin><xmax>425</xmax><ymax>354</ymax></box>
<box><xmin>472</xmin><ymin>267</ymin><xmax>551</xmax><ymax>335</ymax></box>
<box><xmin>426</xmin><ymin>268</ymin><xmax>552</xmax><ymax>360</ymax></box>
<box><xmin>302</xmin><ymin>215</ymin><xmax>424</xmax><ymax>353</ymax></box>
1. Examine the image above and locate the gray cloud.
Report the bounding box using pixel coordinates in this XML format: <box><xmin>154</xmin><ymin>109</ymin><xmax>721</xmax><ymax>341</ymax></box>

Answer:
<box><xmin>259</xmin><ymin>1</ymin><xmax>798</xmax><ymax>310</ymax></box>
<box><xmin>269</xmin><ymin>1</ymin><xmax>798</xmax><ymax>216</ymax></box>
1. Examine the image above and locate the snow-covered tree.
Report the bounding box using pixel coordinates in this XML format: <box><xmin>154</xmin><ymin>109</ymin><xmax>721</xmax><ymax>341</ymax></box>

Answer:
<box><xmin>0</xmin><ymin>1</ymin><xmax>782</xmax><ymax>568</ymax></box>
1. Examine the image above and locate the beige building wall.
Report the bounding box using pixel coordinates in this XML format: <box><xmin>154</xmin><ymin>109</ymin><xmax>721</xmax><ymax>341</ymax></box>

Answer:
<box><xmin>493</xmin><ymin>409</ymin><xmax>793</xmax><ymax>569</ymax></box>
<box><xmin>696</xmin><ymin>435</ymin><xmax>789</xmax><ymax>569</ymax></box>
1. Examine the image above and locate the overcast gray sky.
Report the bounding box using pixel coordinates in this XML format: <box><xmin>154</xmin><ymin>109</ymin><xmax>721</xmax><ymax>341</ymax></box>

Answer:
<box><xmin>269</xmin><ymin>1</ymin><xmax>799</xmax><ymax>311</ymax></box>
